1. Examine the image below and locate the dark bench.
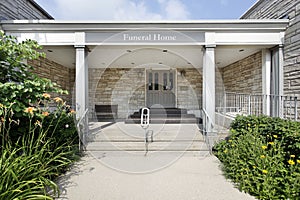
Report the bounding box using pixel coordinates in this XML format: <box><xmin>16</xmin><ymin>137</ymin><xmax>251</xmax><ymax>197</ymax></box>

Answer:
<box><xmin>94</xmin><ymin>104</ymin><xmax>118</xmax><ymax>121</ymax></box>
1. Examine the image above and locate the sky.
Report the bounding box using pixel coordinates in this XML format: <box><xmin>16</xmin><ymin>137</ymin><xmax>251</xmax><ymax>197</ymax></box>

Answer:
<box><xmin>35</xmin><ymin>0</ymin><xmax>258</xmax><ymax>20</ymax></box>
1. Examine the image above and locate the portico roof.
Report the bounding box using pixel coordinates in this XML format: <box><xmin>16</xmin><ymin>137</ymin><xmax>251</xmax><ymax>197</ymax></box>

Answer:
<box><xmin>0</xmin><ymin>19</ymin><xmax>288</xmax><ymax>32</ymax></box>
<box><xmin>0</xmin><ymin>19</ymin><xmax>289</xmax><ymax>69</ymax></box>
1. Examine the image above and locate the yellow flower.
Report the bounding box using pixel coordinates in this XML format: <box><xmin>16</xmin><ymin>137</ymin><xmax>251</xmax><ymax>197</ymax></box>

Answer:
<box><xmin>268</xmin><ymin>142</ymin><xmax>274</xmax><ymax>145</ymax></box>
<box><xmin>297</xmin><ymin>160</ymin><xmax>300</xmax><ymax>164</ymax></box>
<box><xmin>228</xmin><ymin>140</ymin><xmax>232</xmax><ymax>143</ymax></box>
<box><xmin>253</xmin><ymin>166</ymin><xmax>256</xmax><ymax>169</ymax></box>
<box><xmin>290</xmin><ymin>155</ymin><xmax>295</xmax><ymax>158</ymax></box>
<box><xmin>54</xmin><ymin>97</ymin><xmax>63</xmax><ymax>103</ymax></box>
<box><xmin>288</xmin><ymin>160</ymin><xmax>295</xmax><ymax>165</ymax></box>
<box><xmin>248</xmin><ymin>123</ymin><xmax>251</xmax><ymax>127</ymax></box>
<box><xmin>260</xmin><ymin>155</ymin><xmax>265</xmax><ymax>159</ymax></box>
<box><xmin>262</xmin><ymin>169</ymin><xmax>268</xmax><ymax>174</ymax></box>
<box><xmin>42</xmin><ymin>93</ymin><xmax>51</xmax><ymax>99</ymax></box>
<box><xmin>42</xmin><ymin>111</ymin><xmax>49</xmax><ymax>117</ymax></box>
<box><xmin>273</xmin><ymin>135</ymin><xmax>278</xmax><ymax>138</ymax></box>
<box><xmin>24</xmin><ymin>107</ymin><xmax>35</xmax><ymax>114</ymax></box>
<box><xmin>0</xmin><ymin>103</ymin><xmax>3</xmax><ymax>108</ymax></box>
<box><xmin>224</xmin><ymin>149</ymin><xmax>228</xmax><ymax>153</ymax></box>
<box><xmin>261</xmin><ymin>145</ymin><xmax>267</xmax><ymax>150</ymax></box>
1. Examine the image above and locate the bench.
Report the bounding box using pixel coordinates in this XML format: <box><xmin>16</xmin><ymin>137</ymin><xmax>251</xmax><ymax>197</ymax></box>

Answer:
<box><xmin>94</xmin><ymin>105</ymin><xmax>118</xmax><ymax>121</ymax></box>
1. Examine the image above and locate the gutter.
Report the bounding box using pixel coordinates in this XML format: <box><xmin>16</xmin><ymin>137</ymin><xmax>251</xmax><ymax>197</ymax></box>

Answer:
<box><xmin>240</xmin><ymin>0</ymin><xmax>263</xmax><ymax>19</ymax></box>
<box><xmin>28</xmin><ymin>0</ymin><xmax>54</xmax><ymax>19</ymax></box>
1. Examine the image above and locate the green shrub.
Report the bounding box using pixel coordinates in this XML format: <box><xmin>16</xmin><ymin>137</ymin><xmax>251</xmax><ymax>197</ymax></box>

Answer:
<box><xmin>0</xmin><ymin>31</ymin><xmax>80</xmax><ymax>199</ymax></box>
<box><xmin>214</xmin><ymin>115</ymin><xmax>300</xmax><ymax>199</ymax></box>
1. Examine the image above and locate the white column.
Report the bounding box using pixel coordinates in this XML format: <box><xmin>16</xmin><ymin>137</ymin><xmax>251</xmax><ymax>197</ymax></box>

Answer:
<box><xmin>75</xmin><ymin>45</ymin><xmax>89</xmax><ymax>120</ymax></box>
<box><xmin>278</xmin><ymin>45</ymin><xmax>284</xmax><ymax>118</ymax></box>
<box><xmin>262</xmin><ymin>49</ymin><xmax>271</xmax><ymax>115</ymax></box>
<box><xmin>203</xmin><ymin>45</ymin><xmax>216</xmax><ymax>131</ymax></box>
<box><xmin>278</xmin><ymin>45</ymin><xmax>284</xmax><ymax>96</ymax></box>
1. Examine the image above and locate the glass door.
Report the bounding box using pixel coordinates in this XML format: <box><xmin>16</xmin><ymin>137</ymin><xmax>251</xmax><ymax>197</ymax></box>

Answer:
<box><xmin>146</xmin><ymin>70</ymin><xmax>176</xmax><ymax>108</ymax></box>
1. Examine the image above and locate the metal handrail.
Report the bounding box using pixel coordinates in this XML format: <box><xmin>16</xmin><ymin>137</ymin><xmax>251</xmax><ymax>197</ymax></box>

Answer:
<box><xmin>201</xmin><ymin>108</ymin><xmax>217</xmax><ymax>154</ymax></box>
<box><xmin>76</xmin><ymin>108</ymin><xmax>89</xmax><ymax>151</ymax></box>
<box><xmin>201</xmin><ymin>108</ymin><xmax>214</xmax><ymax>134</ymax></box>
<box><xmin>218</xmin><ymin>92</ymin><xmax>299</xmax><ymax>121</ymax></box>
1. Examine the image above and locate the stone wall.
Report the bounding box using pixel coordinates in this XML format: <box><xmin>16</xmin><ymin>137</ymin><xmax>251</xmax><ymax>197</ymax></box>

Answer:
<box><xmin>241</xmin><ymin>0</ymin><xmax>300</xmax><ymax>96</ymax></box>
<box><xmin>0</xmin><ymin>0</ymin><xmax>53</xmax><ymax>20</ymax></box>
<box><xmin>89</xmin><ymin>67</ymin><xmax>203</xmax><ymax>119</ymax></box>
<box><xmin>28</xmin><ymin>58</ymin><xmax>75</xmax><ymax>104</ymax></box>
<box><xmin>90</xmin><ymin>68</ymin><xmax>145</xmax><ymax>119</ymax></box>
<box><xmin>221</xmin><ymin>51</ymin><xmax>262</xmax><ymax>94</ymax></box>
<box><xmin>177</xmin><ymin>68</ymin><xmax>202</xmax><ymax>110</ymax></box>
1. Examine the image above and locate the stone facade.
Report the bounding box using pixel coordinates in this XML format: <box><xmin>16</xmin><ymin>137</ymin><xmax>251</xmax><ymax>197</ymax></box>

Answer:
<box><xmin>241</xmin><ymin>0</ymin><xmax>300</xmax><ymax>97</ymax></box>
<box><xmin>221</xmin><ymin>51</ymin><xmax>263</xmax><ymax>94</ymax></box>
<box><xmin>177</xmin><ymin>68</ymin><xmax>202</xmax><ymax>110</ymax></box>
<box><xmin>89</xmin><ymin>67</ymin><xmax>203</xmax><ymax>119</ymax></box>
<box><xmin>0</xmin><ymin>0</ymin><xmax>53</xmax><ymax>20</ymax></box>
<box><xmin>89</xmin><ymin>68</ymin><xmax>145</xmax><ymax>119</ymax></box>
<box><xmin>28</xmin><ymin>58</ymin><xmax>75</xmax><ymax>104</ymax></box>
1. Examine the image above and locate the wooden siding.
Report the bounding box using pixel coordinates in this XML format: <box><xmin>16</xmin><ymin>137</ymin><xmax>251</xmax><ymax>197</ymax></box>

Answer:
<box><xmin>0</xmin><ymin>0</ymin><xmax>53</xmax><ymax>20</ymax></box>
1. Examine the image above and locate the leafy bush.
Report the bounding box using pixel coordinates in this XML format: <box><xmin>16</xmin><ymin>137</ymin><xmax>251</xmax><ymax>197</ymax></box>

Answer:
<box><xmin>214</xmin><ymin>115</ymin><xmax>300</xmax><ymax>199</ymax></box>
<box><xmin>0</xmin><ymin>31</ymin><xmax>80</xmax><ymax>199</ymax></box>
<box><xmin>0</xmin><ymin>30</ymin><xmax>43</xmax><ymax>83</ymax></box>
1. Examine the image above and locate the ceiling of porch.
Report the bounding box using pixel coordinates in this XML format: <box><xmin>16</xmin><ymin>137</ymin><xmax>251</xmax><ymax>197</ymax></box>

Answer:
<box><xmin>42</xmin><ymin>45</ymin><xmax>274</xmax><ymax>69</ymax></box>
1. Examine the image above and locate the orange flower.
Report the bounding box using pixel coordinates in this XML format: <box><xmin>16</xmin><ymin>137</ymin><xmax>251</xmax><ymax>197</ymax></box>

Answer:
<box><xmin>42</xmin><ymin>93</ymin><xmax>51</xmax><ymax>99</ymax></box>
<box><xmin>35</xmin><ymin>120</ymin><xmax>42</xmax><ymax>128</ymax></box>
<box><xmin>42</xmin><ymin>111</ymin><xmax>49</xmax><ymax>117</ymax></box>
<box><xmin>70</xmin><ymin>109</ymin><xmax>76</xmax><ymax>114</ymax></box>
<box><xmin>24</xmin><ymin>107</ymin><xmax>35</xmax><ymax>114</ymax></box>
<box><xmin>54</xmin><ymin>97</ymin><xmax>63</xmax><ymax>103</ymax></box>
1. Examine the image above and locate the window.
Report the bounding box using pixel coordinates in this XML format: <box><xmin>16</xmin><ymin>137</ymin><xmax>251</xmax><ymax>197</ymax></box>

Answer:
<box><xmin>163</xmin><ymin>73</ymin><xmax>168</xmax><ymax>90</ymax></box>
<box><xmin>148</xmin><ymin>72</ymin><xmax>153</xmax><ymax>90</ymax></box>
<box><xmin>169</xmin><ymin>72</ymin><xmax>173</xmax><ymax>90</ymax></box>
<box><xmin>154</xmin><ymin>72</ymin><xmax>159</xmax><ymax>90</ymax></box>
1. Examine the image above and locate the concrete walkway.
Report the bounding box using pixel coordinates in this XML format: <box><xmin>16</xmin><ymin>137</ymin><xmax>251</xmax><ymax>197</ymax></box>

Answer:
<box><xmin>57</xmin><ymin>152</ymin><xmax>255</xmax><ymax>200</ymax></box>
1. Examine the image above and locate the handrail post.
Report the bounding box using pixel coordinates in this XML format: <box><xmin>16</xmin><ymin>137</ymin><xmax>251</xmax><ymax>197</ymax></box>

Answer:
<box><xmin>295</xmin><ymin>96</ymin><xmax>298</xmax><ymax>121</ymax></box>
<box><xmin>248</xmin><ymin>94</ymin><xmax>251</xmax><ymax>115</ymax></box>
<box><xmin>76</xmin><ymin>108</ymin><xmax>89</xmax><ymax>151</ymax></box>
<box><xmin>141</xmin><ymin>107</ymin><xmax>150</xmax><ymax>155</ymax></box>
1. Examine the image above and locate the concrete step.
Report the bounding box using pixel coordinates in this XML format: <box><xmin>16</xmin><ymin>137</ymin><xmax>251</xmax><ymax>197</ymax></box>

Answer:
<box><xmin>87</xmin><ymin>127</ymin><xmax>204</xmax><ymax>142</ymax></box>
<box><xmin>86</xmin><ymin>122</ymin><xmax>209</xmax><ymax>152</ymax></box>
<box><xmin>87</xmin><ymin>133</ymin><xmax>204</xmax><ymax>142</ymax></box>
<box><xmin>129</xmin><ymin>113</ymin><xmax>196</xmax><ymax>118</ymax></box>
<box><xmin>86</xmin><ymin>140</ymin><xmax>209</xmax><ymax>151</ymax></box>
<box><xmin>125</xmin><ymin>118</ymin><xmax>199</xmax><ymax>124</ymax></box>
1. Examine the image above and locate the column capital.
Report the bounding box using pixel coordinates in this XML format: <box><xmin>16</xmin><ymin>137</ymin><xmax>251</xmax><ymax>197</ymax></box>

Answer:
<box><xmin>74</xmin><ymin>44</ymin><xmax>85</xmax><ymax>49</ymax></box>
<box><xmin>205</xmin><ymin>44</ymin><xmax>216</xmax><ymax>49</ymax></box>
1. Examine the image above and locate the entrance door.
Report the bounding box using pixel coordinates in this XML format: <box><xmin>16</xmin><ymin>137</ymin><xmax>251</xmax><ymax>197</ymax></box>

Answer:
<box><xmin>146</xmin><ymin>70</ymin><xmax>176</xmax><ymax>108</ymax></box>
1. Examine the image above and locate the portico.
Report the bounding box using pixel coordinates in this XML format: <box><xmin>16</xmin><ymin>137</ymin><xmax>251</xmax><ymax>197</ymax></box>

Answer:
<box><xmin>0</xmin><ymin>20</ymin><xmax>288</xmax><ymax>128</ymax></box>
